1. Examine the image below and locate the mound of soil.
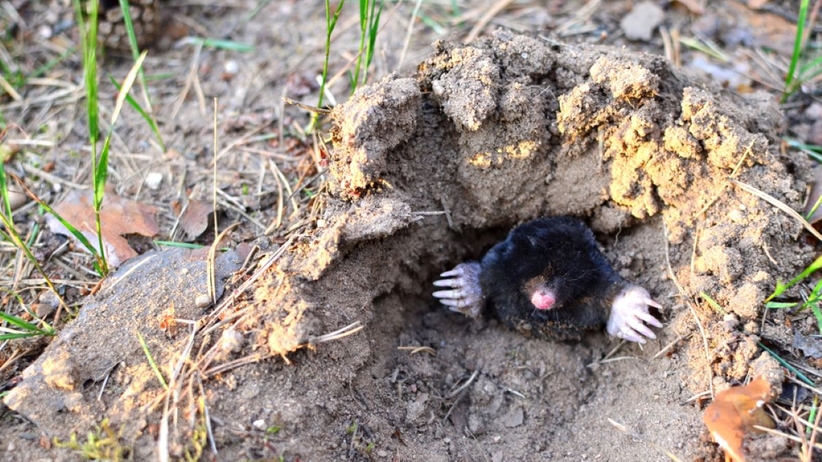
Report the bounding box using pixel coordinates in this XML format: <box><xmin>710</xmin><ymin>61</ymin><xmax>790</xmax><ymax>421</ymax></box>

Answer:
<box><xmin>4</xmin><ymin>31</ymin><xmax>813</xmax><ymax>461</ymax></box>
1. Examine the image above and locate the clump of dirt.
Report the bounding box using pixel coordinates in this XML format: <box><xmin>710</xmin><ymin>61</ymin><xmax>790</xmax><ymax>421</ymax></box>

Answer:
<box><xmin>4</xmin><ymin>31</ymin><xmax>813</xmax><ymax>461</ymax></box>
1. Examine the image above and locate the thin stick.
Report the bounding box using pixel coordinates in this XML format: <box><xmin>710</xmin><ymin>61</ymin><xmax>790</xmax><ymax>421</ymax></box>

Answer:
<box><xmin>397</xmin><ymin>0</ymin><xmax>423</xmax><ymax>71</ymax></box>
<box><xmin>464</xmin><ymin>0</ymin><xmax>515</xmax><ymax>43</ymax></box>
<box><xmin>732</xmin><ymin>179</ymin><xmax>822</xmax><ymax>242</ymax></box>
<box><xmin>447</xmin><ymin>369</ymin><xmax>480</xmax><ymax>399</ymax></box>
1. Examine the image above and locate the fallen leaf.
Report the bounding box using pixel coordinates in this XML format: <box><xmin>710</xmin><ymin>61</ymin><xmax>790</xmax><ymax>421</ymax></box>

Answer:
<box><xmin>703</xmin><ymin>377</ymin><xmax>776</xmax><ymax>462</ymax></box>
<box><xmin>179</xmin><ymin>199</ymin><xmax>215</xmax><ymax>240</ymax></box>
<box><xmin>46</xmin><ymin>188</ymin><xmax>159</xmax><ymax>268</ymax></box>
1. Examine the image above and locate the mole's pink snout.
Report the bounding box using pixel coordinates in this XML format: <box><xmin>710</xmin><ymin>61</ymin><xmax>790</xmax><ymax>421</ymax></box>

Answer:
<box><xmin>531</xmin><ymin>289</ymin><xmax>556</xmax><ymax>310</ymax></box>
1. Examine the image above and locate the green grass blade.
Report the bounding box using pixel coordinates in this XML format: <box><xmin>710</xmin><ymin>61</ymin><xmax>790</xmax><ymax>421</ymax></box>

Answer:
<box><xmin>799</xmin><ymin>54</ymin><xmax>822</xmax><ymax>81</ymax></box>
<box><xmin>153</xmin><ymin>240</ymin><xmax>205</xmax><ymax>249</ymax></box>
<box><xmin>11</xmin><ymin>174</ymin><xmax>102</xmax><ymax>261</ymax></box>
<box><xmin>0</xmin><ymin>311</ymin><xmax>54</xmax><ymax>337</ymax></box>
<box><xmin>698</xmin><ymin>291</ymin><xmax>725</xmax><ymax>314</ymax></box>
<box><xmin>117</xmin><ymin>0</ymin><xmax>140</xmax><ymax>60</ymax></box>
<box><xmin>783</xmin><ymin>0</ymin><xmax>811</xmax><ymax>100</ymax></box>
<box><xmin>810</xmin><ymin>302</ymin><xmax>822</xmax><ymax>334</ymax></box>
<box><xmin>758</xmin><ymin>342</ymin><xmax>815</xmax><ymax>386</ymax></box>
<box><xmin>764</xmin><ymin>301</ymin><xmax>799</xmax><ymax>308</ymax></box>
<box><xmin>352</xmin><ymin>0</ymin><xmax>369</xmax><ymax>91</ymax></box>
<box><xmin>767</xmin><ymin>253</ymin><xmax>822</xmax><ymax>302</ymax></box>
<box><xmin>73</xmin><ymin>0</ymin><xmax>100</xmax><ymax>147</ymax></box>
<box><xmin>0</xmin><ymin>144</ymin><xmax>14</xmax><ymax>219</ymax></box>
<box><xmin>0</xmin><ymin>169</ymin><xmax>70</xmax><ymax>304</ymax></box>
<box><xmin>109</xmin><ymin>76</ymin><xmax>165</xmax><ymax>151</ymax></box>
<box><xmin>31</xmin><ymin>47</ymin><xmax>75</xmax><ymax>80</ymax></box>
<box><xmin>363</xmin><ymin>0</ymin><xmax>384</xmax><ymax>87</ymax></box>
<box><xmin>95</xmin><ymin>49</ymin><xmax>148</xmax><ymax>210</ymax></box>
<box><xmin>309</xmin><ymin>0</ymin><xmax>346</xmax><ymax>132</ymax></box>
<box><xmin>118</xmin><ymin>0</ymin><xmax>154</xmax><ymax>113</ymax></box>
<box><xmin>137</xmin><ymin>331</ymin><xmax>168</xmax><ymax>390</ymax></box>
<box><xmin>188</xmin><ymin>38</ymin><xmax>254</xmax><ymax>52</ymax></box>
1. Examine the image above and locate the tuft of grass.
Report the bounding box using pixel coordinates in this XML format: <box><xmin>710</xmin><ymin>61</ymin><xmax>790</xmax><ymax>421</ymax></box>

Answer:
<box><xmin>0</xmin><ymin>133</ymin><xmax>67</xmax><ymax>311</ymax></box>
<box><xmin>0</xmin><ymin>311</ymin><xmax>55</xmax><ymax>341</ymax></box>
<box><xmin>72</xmin><ymin>0</ymin><xmax>109</xmax><ymax>275</ymax></box>
<box><xmin>69</xmin><ymin>0</ymin><xmax>153</xmax><ymax>275</ymax></box>
<box><xmin>783</xmin><ymin>0</ymin><xmax>822</xmax><ymax>101</ymax></box>
<box><xmin>309</xmin><ymin>0</ymin><xmax>346</xmax><ymax>133</ymax></box>
<box><xmin>765</xmin><ymin>252</ymin><xmax>822</xmax><ymax>333</ymax></box>
<box><xmin>351</xmin><ymin>0</ymin><xmax>385</xmax><ymax>93</ymax></box>
<box><xmin>54</xmin><ymin>419</ymin><xmax>131</xmax><ymax>461</ymax></box>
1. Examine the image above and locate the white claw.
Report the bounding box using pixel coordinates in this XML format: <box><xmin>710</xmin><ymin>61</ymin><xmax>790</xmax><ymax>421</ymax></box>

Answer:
<box><xmin>433</xmin><ymin>289</ymin><xmax>462</xmax><ymax>300</ymax></box>
<box><xmin>607</xmin><ymin>285</ymin><xmax>663</xmax><ymax>344</ymax></box>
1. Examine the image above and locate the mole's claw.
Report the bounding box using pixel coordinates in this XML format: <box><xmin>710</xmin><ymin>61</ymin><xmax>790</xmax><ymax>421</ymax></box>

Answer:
<box><xmin>433</xmin><ymin>289</ymin><xmax>461</xmax><ymax>300</ymax></box>
<box><xmin>607</xmin><ymin>285</ymin><xmax>663</xmax><ymax>344</ymax></box>
<box><xmin>433</xmin><ymin>262</ymin><xmax>484</xmax><ymax>318</ymax></box>
<box><xmin>628</xmin><ymin>318</ymin><xmax>656</xmax><ymax>339</ymax></box>
<box><xmin>644</xmin><ymin>298</ymin><xmax>663</xmax><ymax>309</ymax></box>
<box><xmin>636</xmin><ymin>310</ymin><xmax>663</xmax><ymax>328</ymax></box>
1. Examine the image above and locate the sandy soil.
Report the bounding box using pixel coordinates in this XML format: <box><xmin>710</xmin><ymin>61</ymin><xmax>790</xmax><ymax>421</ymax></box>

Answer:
<box><xmin>2</xmin><ymin>1</ymin><xmax>821</xmax><ymax>461</ymax></box>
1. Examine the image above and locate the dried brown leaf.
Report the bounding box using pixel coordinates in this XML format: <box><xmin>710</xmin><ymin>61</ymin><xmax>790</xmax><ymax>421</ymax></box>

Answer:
<box><xmin>703</xmin><ymin>377</ymin><xmax>775</xmax><ymax>462</ymax></box>
<box><xmin>46</xmin><ymin>189</ymin><xmax>159</xmax><ymax>268</ymax></box>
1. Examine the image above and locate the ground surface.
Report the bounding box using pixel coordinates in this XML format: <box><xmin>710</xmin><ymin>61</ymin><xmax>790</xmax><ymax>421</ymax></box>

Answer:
<box><xmin>1</xmin><ymin>1</ymin><xmax>822</xmax><ymax>461</ymax></box>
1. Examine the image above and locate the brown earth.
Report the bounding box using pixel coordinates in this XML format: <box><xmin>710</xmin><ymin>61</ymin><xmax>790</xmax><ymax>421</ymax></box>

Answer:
<box><xmin>2</xmin><ymin>1</ymin><xmax>821</xmax><ymax>461</ymax></box>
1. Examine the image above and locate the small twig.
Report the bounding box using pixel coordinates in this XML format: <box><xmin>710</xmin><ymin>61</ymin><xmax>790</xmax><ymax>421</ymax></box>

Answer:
<box><xmin>196</xmin><ymin>374</ymin><xmax>218</xmax><ymax>457</ymax></box>
<box><xmin>308</xmin><ymin>321</ymin><xmax>364</xmax><ymax>345</ymax></box>
<box><xmin>652</xmin><ymin>333</ymin><xmax>689</xmax><ymax>360</ymax></box>
<box><xmin>732</xmin><ymin>179</ymin><xmax>822</xmax><ymax>242</ymax></box>
<box><xmin>753</xmin><ymin>425</ymin><xmax>822</xmax><ymax>450</ymax></box>
<box><xmin>447</xmin><ymin>369</ymin><xmax>480</xmax><ymax>400</ymax></box>
<box><xmin>464</xmin><ymin>0</ymin><xmax>516</xmax><ymax>43</ymax></box>
<box><xmin>588</xmin><ymin>356</ymin><xmax>640</xmax><ymax>367</ymax></box>
<box><xmin>207</xmin><ymin>223</ymin><xmax>240</xmax><ymax>305</ymax></box>
<box><xmin>282</xmin><ymin>97</ymin><xmax>330</xmax><ymax>114</ymax></box>
<box><xmin>397</xmin><ymin>345</ymin><xmax>437</xmax><ymax>356</ymax></box>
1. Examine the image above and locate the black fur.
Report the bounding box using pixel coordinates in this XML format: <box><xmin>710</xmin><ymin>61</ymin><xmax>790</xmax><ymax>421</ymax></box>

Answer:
<box><xmin>478</xmin><ymin>217</ymin><xmax>626</xmax><ymax>340</ymax></box>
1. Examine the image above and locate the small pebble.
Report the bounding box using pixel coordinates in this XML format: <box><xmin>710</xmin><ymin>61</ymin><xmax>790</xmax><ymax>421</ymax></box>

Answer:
<box><xmin>32</xmin><ymin>303</ymin><xmax>55</xmax><ymax>319</ymax></box>
<box><xmin>195</xmin><ymin>294</ymin><xmax>211</xmax><ymax>308</ymax></box>
<box><xmin>144</xmin><ymin>172</ymin><xmax>163</xmax><ymax>190</ymax></box>
<box><xmin>7</xmin><ymin>187</ymin><xmax>27</xmax><ymax>211</ymax></box>
<box><xmin>252</xmin><ymin>419</ymin><xmax>266</xmax><ymax>431</ymax></box>
<box><xmin>224</xmin><ymin>60</ymin><xmax>239</xmax><ymax>75</ymax></box>
<box><xmin>38</xmin><ymin>25</ymin><xmax>53</xmax><ymax>39</ymax></box>
<box><xmin>220</xmin><ymin>329</ymin><xmax>244</xmax><ymax>353</ymax></box>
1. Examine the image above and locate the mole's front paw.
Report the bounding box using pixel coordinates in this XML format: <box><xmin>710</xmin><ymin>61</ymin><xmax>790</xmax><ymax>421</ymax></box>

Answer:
<box><xmin>433</xmin><ymin>262</ymin><xmax>484</xmax><ymax>318</ymax></box>
<box><xmin>606</xmin><ymin>285</ymin><xmax>663</xmax><ymax>344</ymax></box>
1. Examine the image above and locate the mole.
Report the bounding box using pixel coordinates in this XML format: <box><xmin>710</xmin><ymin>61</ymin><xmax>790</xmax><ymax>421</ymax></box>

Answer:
<box><xmin>433</xmin><ymin>216</ymin><xmax>662</xmax><ymax>343</ymax></box>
